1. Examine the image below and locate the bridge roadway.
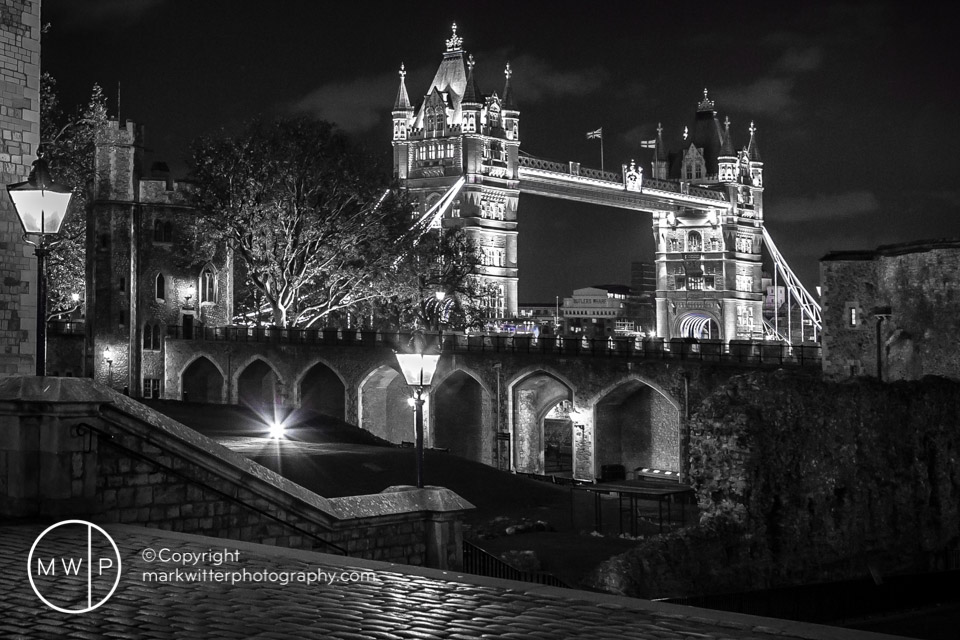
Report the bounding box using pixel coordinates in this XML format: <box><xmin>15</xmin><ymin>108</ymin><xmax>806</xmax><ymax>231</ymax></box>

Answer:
<box><xmin>516</xmin><ymin>155</ymin><xmax>729</xmax><ymax>212</ymax></box>
<box><xmin>163</xmin><ymin>327</ymin><xmax>819</xmax><ymax>483</ymax></box>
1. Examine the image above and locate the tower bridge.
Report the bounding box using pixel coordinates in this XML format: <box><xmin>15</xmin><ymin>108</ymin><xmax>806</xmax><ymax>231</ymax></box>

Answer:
<box><xmin>392</xmin><ymin>24</ymin><xmax>820</xmax><ymax>345</ymax></box>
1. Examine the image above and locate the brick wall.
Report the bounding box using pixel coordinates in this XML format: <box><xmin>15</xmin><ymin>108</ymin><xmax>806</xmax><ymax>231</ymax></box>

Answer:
<box><xmin>0</xmin><ymin>0</ymin><xmax>39</xmax><ymax>376</ymax></box>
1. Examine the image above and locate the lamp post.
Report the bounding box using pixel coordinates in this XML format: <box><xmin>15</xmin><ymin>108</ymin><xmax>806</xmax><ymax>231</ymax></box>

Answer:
<box><xmin>104</xmin><ymin>347</ymin><xmax>114</xmax><ymax>387</ymax></box>
<box><xmin>395</xmin><ymin>344</ymin><xmax>441</xmax><ymax>489</ymax></box>
<box><xmin>6</xmin><ymin>155</ymin><xmax>74</xmax><ymax>376</ymax></box>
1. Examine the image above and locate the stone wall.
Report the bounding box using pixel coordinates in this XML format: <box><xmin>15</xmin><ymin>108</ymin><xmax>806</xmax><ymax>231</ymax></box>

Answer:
<box><xmin>0</xmin><ymin>0</ymin><xmax>39</xmax><ymax>376</ymax></box>
<box><xmin>587</xmin><ymin>370</ymin><xmax>960</xmax><ymax>598</ymax></box>
<box><xmin>0</xmin><ymin>377</ymin><xmax>471</xmax><ymax>569</ymax></box>
<box><xmin>822</xmin><ymin>239</ymin><xmax>960</xmax><ymax>381</ymax></box>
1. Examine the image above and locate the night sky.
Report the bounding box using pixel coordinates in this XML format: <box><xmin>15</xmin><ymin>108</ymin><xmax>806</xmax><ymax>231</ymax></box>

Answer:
<box><xmin>41</xmin><ymin>1</ymin><xmax>960</xmax><ymax>303</ymax></box>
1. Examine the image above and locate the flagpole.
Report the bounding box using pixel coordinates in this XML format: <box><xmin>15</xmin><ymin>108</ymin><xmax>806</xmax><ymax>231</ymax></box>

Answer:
<box><xmin>600</xmin><ymin>132</ymin><xmax>604</xmax><ymax>173</ymax></box>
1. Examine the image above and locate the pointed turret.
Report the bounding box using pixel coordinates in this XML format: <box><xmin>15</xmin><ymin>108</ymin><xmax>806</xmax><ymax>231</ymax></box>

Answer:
<box><xmin>394</xmin><ymin>63</ymin><xmax>411</xmax><ymax>110</ymax></box>
<box><xmin>501</xmin><ymin>62</ymin><xmax>520</xmax><ymax>143</ymax></box>
<box><xmin>461</xmin><ymin>54</ymin><xmax>482</xmax><ymax>133</ymax></box>
<box><xmin>746</xmin><ymin>121</ymin><xmax>763</xmax><ymax>190</ymax></box>
<box><xmin>718</xmin><ymin>116</ymin><xmax>737</xmax><ymax>183</ymax></box>
<box><xmin>392</xmin><ymin>63</ymin><xmax>414</xmax><ymax>146</ymax></box>
<box><xmin>746</xmin><ymin>120</ymin><xmax>762</xmax><ymax>162</ymax></box>
<box><xmin>462</xmin><ymin>54</ymin><xmax>482</xmax><ymax>104</ymax></box>
<box><xmin>651</xmin><ymin>123</ymin><xmax>669</xmax><ymax>180</ymax></box>
<box><xmin>502</xmin><ymin>62</ymin><xmax>516</xmax><ymax>110</ymax></box>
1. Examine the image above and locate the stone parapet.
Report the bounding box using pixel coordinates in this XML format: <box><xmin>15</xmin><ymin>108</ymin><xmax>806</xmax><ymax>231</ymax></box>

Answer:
<box><xmin>0</xmin><ymin>377</ymin><xmax>472</xmax><ymax>569</ymax></box>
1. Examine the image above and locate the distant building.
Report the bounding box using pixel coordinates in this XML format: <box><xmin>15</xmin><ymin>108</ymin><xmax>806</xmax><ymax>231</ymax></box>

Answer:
<box><xmin>516</xmin><ymin>301</ymin><xmax>560</xmax><ymax>334</ymax></box>
<box><xmin>821</xmin><ymin>239</ymin><xmax>960</xmax><ymax>381</ymax></box>
<box><xmin>562</xmin><ymin>285</ymin><xmax>648</xmax><ymax>338</ymax></box>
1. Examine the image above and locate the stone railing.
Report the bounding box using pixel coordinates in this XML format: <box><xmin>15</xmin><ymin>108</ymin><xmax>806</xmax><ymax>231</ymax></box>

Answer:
<box><xmin>165</xmin><ymin>326</ymin><xmax>821</xmax><ymax>368</ymax></box>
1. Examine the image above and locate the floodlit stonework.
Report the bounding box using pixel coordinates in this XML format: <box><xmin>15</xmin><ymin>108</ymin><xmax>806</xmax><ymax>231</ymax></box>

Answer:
<box><xmin>0</xmin><ymin>0</ymin><xmax>39</xmax><ymax>376</ymax></box>
<box><xmin>821</xmin><ymin>239</ymin><xmax>960</xmax><ymax>381</ymax></box>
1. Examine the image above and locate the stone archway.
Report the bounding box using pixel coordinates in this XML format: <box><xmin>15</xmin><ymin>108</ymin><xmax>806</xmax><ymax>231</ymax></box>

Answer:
<box><xmin>358</xmin><ymin>365</ymin><xmax>411</xmax><ymax>444</ymax></box>
<box><xmin>675</xmin><ymin>310</ymin><xmax>722</xmax><ymax>340</ymax></box>
<box><xmin>237</xmin><ymin>358</ymin><xmax>281</xmax><ymax>412</ymax></box>
<box><xmin>593</xmin><ymin>378</ymin><xmax>681</xmax><ymax>478</ymax></box>
<box><xmin>298</xmin><ymin>361</ymin><xmax>346</xmax><ymax>421</ymax></box>
<box><xmin>510</xmin><ymin>371</ymin><xmax>573</xmax><ymax>475</ymax></box>
<box><xmin>181</xmin><ymin>356</ymin><xmax>224</xmax><ymax>403</ymax></box>
<box><xmin>432</xmin><ymin>369</ymin><xmax>491</xmax><ymax>464</ymax></box>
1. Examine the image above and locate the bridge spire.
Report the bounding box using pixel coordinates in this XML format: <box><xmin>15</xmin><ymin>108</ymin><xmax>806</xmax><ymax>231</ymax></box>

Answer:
<box><xmin>462</xmin><ymin>54</ymin><xmax>482</xmax><ymax>104</ymax></box>
<box><xmin>720</xmin><ymin>115</ymin><xmax>735</xmax><ymax>156</ymax></box>
<box><xmin>502</xmin><ymin>62</ymin><xmax>516</xmax><ymax>109</ymax></box>
<box><xmin>446</xmin><ymin>22</ymin><xmax>463</xmax><ymax>52</ymax></box>
<box><xmin>746</xmin><ymin>121</ymin><xmax>761</xmax><ymax>162</ymax></box>
<box><xmin>393</xmin><ymin>63</ymin><xmax>411</xmax><ymax>110</ymax></box>
<box><xmin>698</xmin><ymin>87</ymin><xmax>715</xmax><ymax>112</ymax></box>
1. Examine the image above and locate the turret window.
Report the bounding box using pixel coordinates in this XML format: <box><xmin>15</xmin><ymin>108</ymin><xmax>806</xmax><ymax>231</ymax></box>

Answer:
<box><xmin>155</xmin><ymin>273</ymin><xmax>166</xmax><ymax>301</ymax></box>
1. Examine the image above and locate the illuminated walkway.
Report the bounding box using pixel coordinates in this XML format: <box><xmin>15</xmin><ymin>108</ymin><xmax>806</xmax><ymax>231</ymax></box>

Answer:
<box><xmin>0</xmin><ymin>524</ymin><xmax>902</xmax><ymax>639</ymax></box>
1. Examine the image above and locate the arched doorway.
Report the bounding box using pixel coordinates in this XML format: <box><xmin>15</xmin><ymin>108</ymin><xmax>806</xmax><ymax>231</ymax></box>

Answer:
<box><xmin>511</xmin><ymin>371</ymin><xmax>573</xmax><ymax>475</ymax></box>
<box><xmin>543</xmin><ymin>400</ymin><xmax>574</xmax><ymax>474</ymax></box>
<box><xmin>594</xmin><ymin>379</ymin><xmax>680</xmax><ymax>478</ymax></box>
<box><xmin>358</xmin><ymin>365</ymin><xmax>411</xmax><ymax>444</ymax></box>
<box><xmin>181</xmin><ymin>356</ymin><xmax>224</xmax><ymax>403</ymax></box>
<box><xmin>676</xmin><ymin>311</ymin><xmax>721</xmax><ymax>340</ymax></box>
<box><xmin>433</xmin><ymin>370</ymin><xmax>489</xmax><ymax>463</ymax></box>
<box><xmin>299</xmin><ymin>362</ymin><xmax>345</xmax><ymax>421</ymax></box>
<box><xmin>237</xmin><ymin>359</ymin><xmax>281</xmax><ymax>411</ymax></box>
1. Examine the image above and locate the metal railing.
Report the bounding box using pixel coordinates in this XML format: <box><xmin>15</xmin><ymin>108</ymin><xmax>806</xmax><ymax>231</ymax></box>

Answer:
<box><xmin>462</xmin><ymin>541</ymin><xmax>568</xmax><ymax>588</ymax></box>
<box><xmin>165</xmin><ymin>326</ymin><xmax>821</xmax><ymax>368</ymax></box>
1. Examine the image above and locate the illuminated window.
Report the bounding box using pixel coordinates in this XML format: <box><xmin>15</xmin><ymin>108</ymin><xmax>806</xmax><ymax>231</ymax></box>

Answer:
<box><xmin>849</xmin><ymin>307</ymin><xmax>857</xmax><ymax>327</ymax></box>
<box><xmin>687</xmin><ymin>231</ymin><xmax>702</xmax><ymax>252</ymax></box>
<box><xmin>688</xmin><ymin>276</ymin><xmax>704</xmax><ymax>290</ymax></box>
<box><xmin>668</xmin><ymin>238</ymin><xmax>682</xmax><ymax>252</ymax></box>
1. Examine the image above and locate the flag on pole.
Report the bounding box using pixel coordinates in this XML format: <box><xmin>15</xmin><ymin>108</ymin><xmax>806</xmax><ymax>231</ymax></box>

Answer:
<box><xmin>586</xmin><ymin>127</ymin><xmax>603</xmax><ymax>140</ymax></box>
<box><xmin>639</xmin><ymin>139</ymin><xmax>656</xmax><ymax>149</ymax></box>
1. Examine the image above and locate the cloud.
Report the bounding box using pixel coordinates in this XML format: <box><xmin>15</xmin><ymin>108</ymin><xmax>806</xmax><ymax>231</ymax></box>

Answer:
<box><xmin>717</xmin><ymin>77</ymin><xmax>797</xmax><ymax>115</ymax></box>
<box><xmin>775</xmin><ymin>46</ymin><xmax>823</xmax><ymax>73</ymax></box>
<box><xmin>289</xmin><ymin>52</ymin><xmax>608</xmax><ymax>133</ymax></box>
<box><xmin>772</xmin><ymin>191</ymin><xmax>880</xmax><ymax>223</ymax></box>
<box><xmin>504</xmin><ymin>53</ymin><xmax>609</xmax><ymax>103</ymax></box>
<box><xmin>289</xmin><ymin>71</ymin><xmax>401</xmax><ymax>133</ymax></box>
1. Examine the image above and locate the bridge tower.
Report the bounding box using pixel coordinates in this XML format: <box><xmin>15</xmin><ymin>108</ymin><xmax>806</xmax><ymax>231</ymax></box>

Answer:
<box><xmin>653</xmin><ymin>91</ymin><xmax>765</xmax><ymax>341</ymax></box>
<box><xmin>392</xmin><ymin>24</ymin><xmax>519</xmax><ymax>318</ymax></box>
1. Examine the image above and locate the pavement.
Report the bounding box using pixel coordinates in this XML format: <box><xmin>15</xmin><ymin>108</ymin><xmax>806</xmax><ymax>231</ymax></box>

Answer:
<box><xmin>1</xmin><ymin>523</ymin><xmax>909</xmax><ymax>640</ymax></box>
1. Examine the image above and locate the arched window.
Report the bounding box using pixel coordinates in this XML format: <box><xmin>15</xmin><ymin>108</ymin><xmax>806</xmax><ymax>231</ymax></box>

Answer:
<box><xmin>153</xmin><ymin>324</ymin><xmax>162</xmax><ymax>350</ymax></box>
<box><xmin>200</xmin><ymin>267</ymin><xmax>216</xmax><ymax>303</ymax></box>
<box><xmin>155</xmin><ymin>273</ymin><xmax>165</xmax><ymax>301</ymax></box>
<box><xmin>687</xmin><ymin>231</ymin><xmax>702</xmax><ymax>252</ymax></box>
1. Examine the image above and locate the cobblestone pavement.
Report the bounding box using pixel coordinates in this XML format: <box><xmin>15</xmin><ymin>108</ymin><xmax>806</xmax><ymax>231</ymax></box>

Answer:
<box><xmin>0</xmin><ymin>524</ymin><xmax>902</xmax><ymax>640</ymax></box>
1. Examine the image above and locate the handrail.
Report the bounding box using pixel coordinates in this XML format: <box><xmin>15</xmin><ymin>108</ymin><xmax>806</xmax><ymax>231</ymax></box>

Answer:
<box><xmin>462</xmin><ymin>540</ymin><xmax>567</xmax><ymax>587</ymax></box>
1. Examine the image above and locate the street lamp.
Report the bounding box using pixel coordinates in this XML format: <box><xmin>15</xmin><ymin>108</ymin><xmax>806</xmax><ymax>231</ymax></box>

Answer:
<box><xmin>6</xmin><ymin>155</ymin><xmax>74</xmax><ymax>376</ymax></box>
<box><xmin>395</xmin><ymin>341</ymin><xmax>441</xmax><ymax>489</ymax></box>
